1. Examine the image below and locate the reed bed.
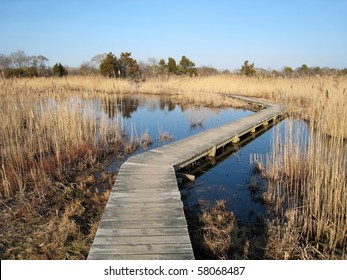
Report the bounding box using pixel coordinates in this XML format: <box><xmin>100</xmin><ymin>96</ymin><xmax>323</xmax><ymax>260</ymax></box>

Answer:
<box><xmin>0</xmin><ymin>93</ymin><xmax>123</xmax><ymax>199</ymax></box>
<box><xmin>260</xmin><ymin>76</ymin><xmax>346</xmax><ymax>259</ymax></box>
<box><xmin>263</xmin><ymin>119</ymin><xmax>346</xmax><ymax>259</ymax></box>
<box><xmin>0</xmin><ymin>80</ymin><xmax>140</xmax><ymax>259</ymax></box>
<box><xmin>1</xmin><ymin>74</ymin><xmax>346</xmax><ymax>259</ymax></box>
<box><xmin>3</xmin><ymin>75</ymin><xmax>346</xmax><ymax>133</ymax></box>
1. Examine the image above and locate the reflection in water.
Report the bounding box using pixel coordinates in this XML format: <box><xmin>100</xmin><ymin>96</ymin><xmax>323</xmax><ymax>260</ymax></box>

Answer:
<box><xmin>45</xmin><ymin>93</ymin><xmax>291</xmax><ymax>225</ymax></box>
<box><xmin>180</xmin><ymin>119</ymin><xmax>309</xmax><ymax>224</ymax></box>
<box><xmin>100</xmin><ymin>95</ymin><xmax>178</xmax><ymax>120</ymax></box>
<box><xmin>94</xmin><ymin>94</ymin><xmax>301</xmax><ymax>224</ymax></box>
<box><xmin>90</xmin><ymin>94</ymin><xmax>254</xmax><ymax>149</ymax></box>
<box><xmin>101</xmin><ymin>96</ymin><xmax>140</xmax><ymax>119</ymax></box>
<box><xmin>159</xmin><ymin>99</ymin><xmax>176</xmax><ymax>112</ymax></box>
<box><xmin>66</xmin><ymin>94</ymin><xmax>293</xmax><ymax>229</ymax></box>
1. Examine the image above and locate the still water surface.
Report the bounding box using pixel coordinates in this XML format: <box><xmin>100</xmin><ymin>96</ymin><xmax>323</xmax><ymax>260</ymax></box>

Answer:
<box><xmin>98</xmin><ymin>94</ymin><xmax>254</xmax><ymax>145</ymax></box>
<box><xmin>80</xmin><ymin>94</ymin><xmax>303</xmax><ymax>223</ymax></box>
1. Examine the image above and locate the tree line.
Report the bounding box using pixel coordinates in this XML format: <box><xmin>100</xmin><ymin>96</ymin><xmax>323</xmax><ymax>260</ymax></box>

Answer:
<box><xmin>97</xmin><ymin>52</ymin><xmax>198</xmax><ymax>78</ymax></box>
<box><xmin>1</xmin><ymin>50</ymin><xmax>346</xmax><ymax>79</ymax></box>
<box><xmin>0</xmin><ymin>50</ymin><xmax>70</xmax><ymax>78</ymax></box>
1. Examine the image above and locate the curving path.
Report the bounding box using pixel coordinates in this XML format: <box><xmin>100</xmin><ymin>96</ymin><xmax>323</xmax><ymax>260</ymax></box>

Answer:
<box><xmin>88</xmin><ymin>95</ymin><xmax>286</xmax><ymax>260</ymax></box>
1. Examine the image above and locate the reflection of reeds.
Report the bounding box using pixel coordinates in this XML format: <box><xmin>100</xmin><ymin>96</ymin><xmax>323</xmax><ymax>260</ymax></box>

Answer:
<box><xmin>123</xmin><ymin>121</ymin><xmax>140</xmax><ymax>154</ymax></box>
<box><xmin>157</xmin><ymin>125</ymin><xmax>174</xmax><ymax>142</ymax></box>
<box><xmin>140</xmin><ymin>130</ymin><xmax>152</xmax><ymax>150</ymax></box>
<box><xmin>186</xmin><ymin>107</ymin><xmax>208</xmax><ymax>128</ymax></box>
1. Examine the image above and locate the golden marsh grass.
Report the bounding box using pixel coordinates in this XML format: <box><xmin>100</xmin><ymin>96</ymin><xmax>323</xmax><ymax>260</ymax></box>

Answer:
<box><xmin>0</xmin><ymin>74</ymin><xmax>346</xmax><ymax>259</ymax></box>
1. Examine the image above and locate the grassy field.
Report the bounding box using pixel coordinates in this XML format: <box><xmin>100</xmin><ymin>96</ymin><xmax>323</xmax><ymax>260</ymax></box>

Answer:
<box><xmin>0</xmin><ymin>74</ymin><xmax>346</xmax><ymax>259</ymax></box>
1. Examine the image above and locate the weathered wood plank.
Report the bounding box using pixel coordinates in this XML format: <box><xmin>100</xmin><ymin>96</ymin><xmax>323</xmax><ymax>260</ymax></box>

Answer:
<box><xmin>92</xmin><ymin>235</ymin><xmax>192</xmax><ymax>245</ymax></box>
<box><xmin>95</xmin><ymin>227</ymin><xmax>191</xmax><ymax>237</ymax></box>
<box><xmin>98</xmin><ymin>219</ymin><xmax>189</xmax><ymax>229</ymax></box>
<box><xmin>89</xmin><ymin>244</ymin><xmax>194</xmax><ymax>254</ymax></box>
<box><xmin>88</xmin><ymin>253</ymin><xmax>194</xmax><ymax>260</ymax></box>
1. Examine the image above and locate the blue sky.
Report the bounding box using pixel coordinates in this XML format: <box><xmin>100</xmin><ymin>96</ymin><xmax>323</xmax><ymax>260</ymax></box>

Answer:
<box><xmin>0</xmin><ymin>0</ymin><xmax>346</xmax><ymax>70</ymax></box>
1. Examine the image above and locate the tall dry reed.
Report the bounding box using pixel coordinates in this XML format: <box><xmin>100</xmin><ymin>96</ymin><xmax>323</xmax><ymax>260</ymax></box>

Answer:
<box><xmin>5</xmin><ymin>75</ymin><xmax>345</xmax><ymax>132</ymax></box>
<box><xmin>262</xmin><ymin>81</ymin><xmax>347</xmax><ymax>259</ymax></box>
<box><xmin>0</xmin><ymin>80</ymin><xmax>126</xmax><ymax>259</ymax></box>
<box><xmin>1</xmin><ymin>74</ymin><xmax>346</xmax><ymax>259</ymax></box>
<box><xmin>0</xmin><ymin>90</ymin><xmax>123</xmax><ymax>199</ymax></box>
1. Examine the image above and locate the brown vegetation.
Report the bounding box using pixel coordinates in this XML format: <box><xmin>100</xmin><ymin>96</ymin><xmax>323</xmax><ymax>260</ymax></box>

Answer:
<box><xmin>200</xmin><ymin>200</ymin><xmax>236</xmax><ymax>259</ymax></box>
<box><xmin>1</xmin><ymin>74</ymin><xmax>346</xmax><ymax>259</ymax></box>
<box><xmin>262</xmin><ymin>117</ymin><xmax>346</xmax><ymax>259</ymax></box>
<box><xmin>198</xmin><ymin>200</ymin><xmax>267</xmax><ymax>260</ymax></box>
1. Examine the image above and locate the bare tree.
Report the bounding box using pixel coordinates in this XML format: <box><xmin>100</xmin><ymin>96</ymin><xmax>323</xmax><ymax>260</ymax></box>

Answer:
<box><xmin>0</xmin><ymin>54</ymin><xmax>11</xmax><ymax>78</ymax></box>
<box><xmin>10</xmin><ymin>50</ymin><xmax>29</xmax><ymax>68</ymax></box>
<box><xmin>36</xmin><ymin>55</ymin><xmax>49</xmax><ymax>76</ymax></box>
<box><xmin>0</xmin><ymin>54</ymin><xmax>11</xmax><ymax>70</ymax></box>
<box><xmin>91</xmin><ymin>53</ymin><xmax>106</xmax><ymax>68</ymax></box>
<box><xmin>147</xmin><ymin>57</ymin><xmax>158</xmax><ymax>66</ymax></box>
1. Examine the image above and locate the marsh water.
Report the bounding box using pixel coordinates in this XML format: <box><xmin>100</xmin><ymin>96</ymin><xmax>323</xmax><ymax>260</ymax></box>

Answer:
<box><xmin>76</xmin><ymin>94</ymin><xmax>303</xmax><ymax>223</ymax></box>
<box><xmin>98</xmin><ymin>94</ymin><xmax>254</xmax><ymax>145</ymax></box>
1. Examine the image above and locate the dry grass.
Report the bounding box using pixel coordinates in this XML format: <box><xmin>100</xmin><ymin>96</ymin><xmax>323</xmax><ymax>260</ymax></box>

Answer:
<box><xmin>140</xmin><ymin>130</ymin><xmax>153</xmax><ymax>150</ymax></box>
<box><xmin>200</xmin><ymin>200</ymin><xmax>236</xmax><ymax>259</ymax></box>
<box><xmin>0</xmin><ymin>181</ymin><xmax>111</xmax><ymax>259</ymax></box>
<box><xmin>157</xmin><ymin>125</ymin><xmax>174</xmax><ymax>142</ymax></box>
<box><xmin>1</xmin><ymin>74</ymin><xmax>346</xmax><ymax>259</ymax></box>
<box><xmin>262</xmin><ymin>117</ymin><xmax>347</xmax><ymax>259</ymax></box>
<box><xmin>0</xmin><ymin>92</ymin><xmax>121</xmax><ymax>199</ymax></box>
<box><xmin>198</xmin><ymin>200</ymin><xmax>267</xmax><ymax>260</ymax></box>
<box><xmin>258</xmin><ymin>78</ymin><xmax>347</xmax><ymax>259</ymax></box>
<box><xmin>0</xmin><ymin>78</ymin><xmax>136</xmax><ymax>259</ymax></box>
<box><xmin>4</xmin><ymin>75</ymin><xmax>345</xmax><ymax>136</ymax></box>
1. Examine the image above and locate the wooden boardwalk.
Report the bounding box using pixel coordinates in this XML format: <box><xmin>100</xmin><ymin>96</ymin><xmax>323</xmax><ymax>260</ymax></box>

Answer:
<box><xmin>88</xmin><ymin>95</ymin><xmax>286</xmax><ymax>260</ymax></box>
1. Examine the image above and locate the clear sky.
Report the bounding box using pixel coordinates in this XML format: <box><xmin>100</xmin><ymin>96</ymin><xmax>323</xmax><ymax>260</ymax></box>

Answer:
<box><xmin>1</xmin><ymin>0</ymin><xmax>346</xmax><ymax>70</ymax></box>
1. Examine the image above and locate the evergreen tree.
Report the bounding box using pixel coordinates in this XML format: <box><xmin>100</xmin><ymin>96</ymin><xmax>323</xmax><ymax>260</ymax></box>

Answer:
<box><xmin>119</xmin><ymin>52</ymin><xmax>140</xmax><ymax>78</ymax></box>
<box><xmin>179</xmin><ymin>55</ymin><xmax>197</xmax><ymax>76</ymax></box>
<box><xmin>240</xmin><ymin>60</ymin><xmax>256</xmax><ymax>76</ymax></box>
<box><xmin>158</xmin><ymin>59</ymin><xmax>168</xmax><ymax>75</ymax></box>
<box><xmin>283</xmin><ymin>66</ymin><xmax>294</xmax><ymax>76</ymax></box>
<box><xmin>297</xmin><ymin>64</ymin><xmax>310</xmax><ymax>75</ymax></box>
<box><xmin>100</xmin><ymin>52</ymin><xmax>119</xmax><ymax>77</ymax></box>
<box><xmin>159</xmin><ymin>59</ymin><xmax>166</xmax><ymax>68</ymax></box>
<box><xmin>52</xmin><ymin>63</ymin><xmax>68</xmax><ymax>77</ymax></box>
<box><xmin>167</xmin><ymin>57</ymin><xmax>178</xmax><ymax>74</ymax></box>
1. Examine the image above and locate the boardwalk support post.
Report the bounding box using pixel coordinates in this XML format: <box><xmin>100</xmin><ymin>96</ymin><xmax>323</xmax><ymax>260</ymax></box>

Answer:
<box><xmin>176</xmin><ymin>172</ymin><xmax>195</xmax><ymax>182</ymax></box>
<box><xmin>208</xmin><ymin>146</ymin><xmax>217</xmax><ymax>157</ymax></box>
<box><xmin>232</xmin><ymin>135</ymin><xmax>240</xmax><ymax>143</ymax></box>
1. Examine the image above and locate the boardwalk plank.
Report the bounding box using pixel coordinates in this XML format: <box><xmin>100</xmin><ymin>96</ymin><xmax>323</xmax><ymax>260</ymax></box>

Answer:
<box><xmin>95</xmin><ymin>227</ymin><xmax>191</xmax><ymax>237</ymax></box>
<box><xmin>88</xmin><ymin>253</ymin><xmax>194</xmax><ymax>260</ymax></box>
<box><xmin>98</xmin><ymin>219</ymin><xmax>189</xmax><ymax>229</ymax></box>
<box><xmin>89</xmin><ymin>244</ymin><xmax>194</xmax><ymax>254</ymax></box>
